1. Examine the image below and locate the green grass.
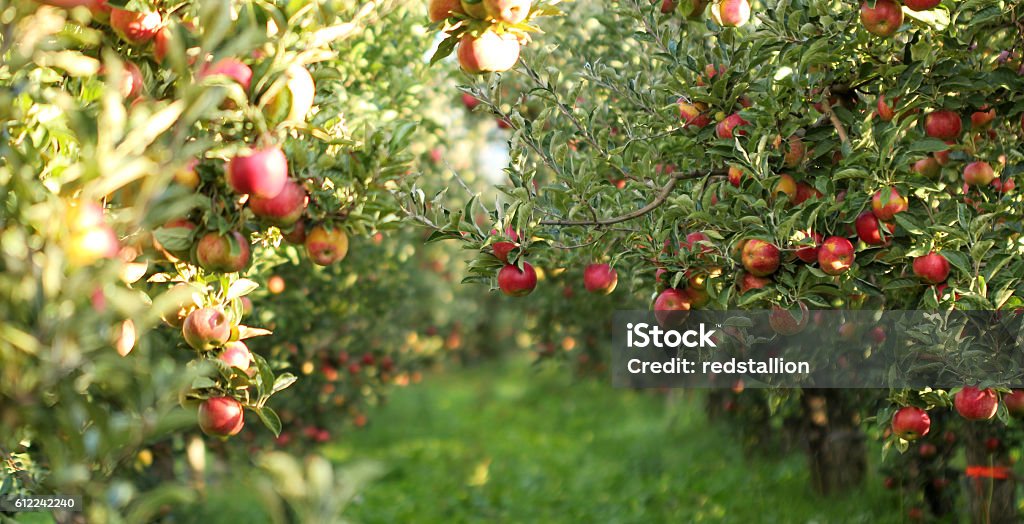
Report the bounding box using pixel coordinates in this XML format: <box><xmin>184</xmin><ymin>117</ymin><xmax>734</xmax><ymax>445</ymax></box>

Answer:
<box><xmin>323</xmin><ymin>358</ymin><xmax>901</xmax><ymax>523</ymax></box>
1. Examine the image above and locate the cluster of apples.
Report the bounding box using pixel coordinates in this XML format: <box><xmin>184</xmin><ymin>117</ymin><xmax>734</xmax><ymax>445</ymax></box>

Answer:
<box><xmin>428</xmin><ymin>0</ymin><xmax>533</xmax><ymax>74</ymax></box>
<box><xmin>490</xmin><ymin>229</ymin><xmax>620</xmax><ymax>298</ymax></box>
<box><xmin>660</xmin><ymin>0</ymin><xmax>751</xmax><ymax>27</ymax></box>
<box><xmin>892</xmin><ymin>387</ymin><xmax>1024</xmax><ymax>442</ymax></box>
<box><xmin>62</xmin><ymin>200</ymin><xmax>121</xmax><ymax>268</ymax></box>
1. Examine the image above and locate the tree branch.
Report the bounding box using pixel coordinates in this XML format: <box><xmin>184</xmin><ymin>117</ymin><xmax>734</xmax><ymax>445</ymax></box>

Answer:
<box><xmin>539</xmin><ymin>170</ymin><xmax>724</xmax><ymax>227</ymax></box>
<box><xmin>822</xmin><ymin>88</ymin><xmax>850</xmax><ymax>146</ymax></box>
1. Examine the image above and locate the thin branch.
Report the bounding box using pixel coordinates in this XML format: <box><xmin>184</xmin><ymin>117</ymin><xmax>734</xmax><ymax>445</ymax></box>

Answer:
<box><xmin>539</xmin><ymin>170</ymin><xmax>724</xmax><ymax>227</ymax></box>
<box><xmin>822</xmin><ymin>88</ymin><xmax>850</xmax><ymax>146</ymax></box>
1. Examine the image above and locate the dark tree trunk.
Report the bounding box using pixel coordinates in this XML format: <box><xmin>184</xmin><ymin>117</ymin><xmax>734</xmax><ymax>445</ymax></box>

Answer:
<box><xmin>801</xmin><ymin>389</ymin><xmax>866</xmax><ymax>494</ymax></box>
<box><xmin>962</xmin><ymin>423</ymin><xmax>1016</xmax><ymax>524</ymax></box>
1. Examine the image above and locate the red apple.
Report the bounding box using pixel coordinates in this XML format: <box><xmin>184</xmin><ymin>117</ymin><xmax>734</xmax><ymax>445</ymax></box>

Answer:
<box><xmin>877</xmin><ymin>94</ymin><xmax>895</xmax><ymax>122</ymax></box>
<box><xmin>498</xmin><ymin>263</ymin><xmax>537</xmax><ymax>296</ymax></box>
<box><xmin>903</xmin><ymin>0</ymin><xmax>940</xmax><ymax>10</ymax></box>
<box><xmin>110</xmin><ymin>8</ymin><xmax>161</xmax><ymax>44</ymax></box>
<box><xmin>818</xmin><ymin>236</ymin><xmax>855</xmax><ymax>275</ymax></box>
<box><xmin>182</xmin><ymin>307</ymin><xmax>231</xmax><ymax>351</ymax></box>
<box><xmin>783</xmin><ymin>135</ymin><xmax>806</xmax><ymax>168</ymax></box>
<box><xmin>891</xmin><ymin>406</ymin><xmax>930</xmax><ymax>440</ymax></box>
<box><xmin>282</xmin><ymin>221</ymin><xmax>306</xmax><ymax>245</ymax></box>
<box><xmin>1003</xmin><ymin>390</ymin><xmax>1024</xmax><ymax>418</ymax></box>
<box><xmin>963</xmin><ymin>161</ymin><xmax>995</xmax><ymax>186</ymax></box>
<box><xmin>462</xmin><ymin>93</ymin><xmax>481</xmax><ymax>110</ymax></box>
<box><xmin>738</xmin><ymin>272</ymin><xmax>771</xmax><ymax>293</ymax></box>
<box><xmin>774</xmin><ymin>174</ymin><xmax>798</xmax><ymax>202</ymax></box>
<box><xmin>871</xmin><ymin>187</ymin><xmax>908</xmax><ymax>221</ymax></box>
<box><xmin>728</xmin><ymin>165</ymin><xmax>743</xmax><ymax>187</ymax></box>
<box><xmin>484</xmin><ymin>0</ymin><xmax>531</xmax><ymax>24</ymax></box>
<box><xmin>583</xmin><ymin>263</ymin><xmax>618</xmax><ymax>294</ymax></box>
<box><xmin>794</xmin><ymin>230</ymin><xmax>822</xmax><ymax>263</ymax></box>
<box><xmin>716</xmin><ymin>113</ymin><xmax>748</xmax><ymax>139</ymax></box>
<box><xmin>741</xmin><ymin>239</ymin><xmax>781</xmax><ymax>277</ymax></box>
<box><xmin>678</xmin><ymin>100</ymin><xmax>711</xmax><ymax>128</ymax></box>
<box><xmin>924</xmin><ymin>110</ymin><xmax>962</xmax><ymax>141</ymax></box>
<box><xmin>218</xmin><ymin>341</ymin><xmax>252</xmax><ymax>372</ymax></box>
<box><xmin>793</xmin><ymin>182</ymin><xmax>822</xmax><ymax>205</ymax></box>
<box><xmin>429</xmin><ymin>0</ymin><xmax>466</xmax><ymax>21</ymax></box>
<box><xmin>249</xmin><ymin>178</ymin><xmax>307</xmax><ymax>226</ymax></box>
<box><xmin>912</xmin><ymin>252</ymin><xmax>950</xmax><ymax>284</ymax></box>
<box><xmin>654</xmin><ymin>288</ymin><xmax>691</xmax><ymax>327</ymax></box>
<box><xmin>710</xmin><ymin>0</ymin><xmax>750</xmax><ymax>27</ymax></box>
<box><xmin>679</xmin><ymin>0</ymin><xmax>709</xmax><ymax>18</ymax></box>
<box><xmin>855</xmin><ymin>211</ymin><xmax>893</xmax><ymax>246</ymax></box>
<box><xmin>992</xmin><ymin>177</ymin><xmax>1015</xmax><ymax>193</ymax></box>
<box><xmin>769</xmin><ymin>302</ymin><xmax>809</xmax><ymax>336</ymax></box>
<box><xmin>198</xmin><ymin>397</ymin><xmax>244</xmax><ymax>437</ymax></box>
<box><xmin>228</xmin><ymin>145</ymin><xmax>288</xmax><ymax>199</ymax></box>
<box><xmin>954</xmin><ymin>385</ymin><xmax>998</xmax><ymax>421</ymax></box>
<box><xmin>198</xmin><ymin>58</ymin><xmax>253</xmax><ymax>91</ymax></box>
<box><xmin>971</xmin><ymin>107</ymin><xmax>996</xmax><ymax>129</ymax></box>
<box><xmin>912</xmin><ymin>157</ymin><xmax>941</xmax><ymax>179</ymax></box>
<box><xmin>492</xmin><ymin>241</ymin><xmax>517</xmax><ymax>263</ymax></box>
<box><xmin>457</xmin><ymin>32</ymin><xmax>521</xmax><ymax>74</ymax></box>
<box><xmin>264</xmin><ymin>64</ymin><xmax>315</xmax><ymax>124</ymax></box>
<box><xmin>196</xmin><ymin>231</ymin><xmax>251</xmax><ymax>273</ymax></box>
<box><xmin>860</xmin><ymin>0</ymin><xmax>903</xmax><ymax>37</ymax></box>
<box><xmin>304</xmin><ymin>225</ymin><xmax>349</xmax><ymax>265</ymax></box>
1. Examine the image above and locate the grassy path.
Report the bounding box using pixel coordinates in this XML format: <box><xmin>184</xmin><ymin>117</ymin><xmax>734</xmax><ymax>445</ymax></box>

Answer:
<box><xmin>324</xmin><ymin>358</ymin><xmax>900</xmax><ymax>523</ymax></box>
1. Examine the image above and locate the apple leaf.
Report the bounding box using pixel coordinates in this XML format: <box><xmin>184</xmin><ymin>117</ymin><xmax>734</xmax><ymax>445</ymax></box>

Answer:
<box><xmin>237</xmin><ymin>325</ymin><xmax>273</xmax><ymax>340</ymax></box>
<box><xmin>272</xmin><ymin>373</ymin><xmax>298</xmax><ymax>394</ymax></box>
<box><xmin>226</xmin><ymin>279</ymin><xmax>260</xmax><ymax>301</ymax></box>
<box><xmin>256</xmin><ymin>406</ymin><xmax>282</xmax><ymax>437</ymax></box>
<box><xmin>153</xmin><ymin>227</ymin><xmax>194</xmax><ymax>252</ymax></box>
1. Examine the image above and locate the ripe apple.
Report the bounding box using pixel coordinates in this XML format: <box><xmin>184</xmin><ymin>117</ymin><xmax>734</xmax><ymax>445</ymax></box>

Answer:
<box><xmin>877</xmin><ymin>94</ymin><xmax>895</xmax><ymax>122</ymax></box>
<box><xmin>182</xmin><ymin>307</ymin><xmax>231</xmax><ymax>351</ymax></box>
<box><xmin>871</xmin><ymin>187</ymin><xmax>908</xmax><ymax>221</ymax></box>
<box><xmin>774</xmin><ymin>174</ymin><xmax>797</xmax><ymax>202</ymax></box>
<box><xmin>912</xmin><ymin>252</ymin><xmax>950</xmax><ymax>284</ymax></box>
<box><xmin>741</xmin><ymin>239</ymin><xmax>780</xmax><ymax>277</ymax></box>
<box><xmin>228</xmin><ymin>145</ymin><xmax>288</xmax><ymax>199</ymax></box>
<box><xmin>710</xmin><ymin>0</ymin><xmax>750</xmax><ymax>27</ymax></box>
<box><xmin>65</xmin><ymin>225</ymin><xmax>119</xmax><ymax>267</ymax></box>
<box><xmin>728</xmin><ymin>165</ymin><xmax>743</xmax><ymax>187</ymax></box>
<box><xmin>218</xmin><ymin>341</ymin><xmax>252</xmax><ymax>372</ymax></box>
<box><xmin>110</xmin><ymin>8</ymin><xmax>161</xmax><ymax>44</ymax></box>
<box><xmin>738</xmin><ymin>272</ymin><xmax>770</xmax><ymax>293</ymax></box>
<box><xmin>783</xmin><ymin>135</ymin><xmax>805</xmax><ymax>168</ymax></box>
<box><xmin>198</xmin><ymin>58</ymin><xmax>253</xmax><ymax>91</ymax></box>
<box><xmin>583</xmin><ymin>263</ymin><xmax>618</xmax><ymax>294</ymax></box>
<box><xmin>429</xmin><ymin>0</ymin><xmax>466</xmax><ymax>21</ymax></box>
<box><xmin>793</xmin><ymin>182</ymin><xmax>822</xmax><ymax>205</ymax></box>
<box><xmin>282</xmin><ymin>221</ymin><xmax>306</xmax><ymax>245</ymax></box>
<box><xmin>954</xmin><ymin>385</ymin><xmax>998</xmax><ymax>421</ymax></box>
<box><xmin>264</xmin><ymin>64</ymin><xmax>316</xmax><ymax>124</ymax></box>
<box><xmin>963</xmin><ymin>161</ymin><xmax>995</xmax><ymax>186</ymax></box>
<box><xmin>304</xmin><ymin>225</ymin><xmax>349</xmax><ymax>265</ymax></box>
<box><xmin>891</xmin><ymin>406</ymin><xmax>930</xmax><ymax>440</ymax></box>
<box><xmin>903</xmin><ymin>0</ymin><xmax>940</xmax><ymax>10</ymax></box>
<box><xmin>198</xmin><ymin>397</ymin><xmax>245</xmax><ymax>437</ymax></box>
<box><xmin>498</xmin><ymin>263</ymin><xmax>537</xmax><ymax>297</ymax></box>
<box><xmin>457</xmin><ymin>32</ymin><xmax>521</xmax><ymax>74</ymax></box>
<box><xmin>682</xmin><ymin>231</ymin><xmax>713</xmax><ymax>258</ymax></box>
<box><xmin>678</xmin><ymin>100</ymin><xmax>711</xmax><ymax>128</ymax></box>
<box><xmin>860</xmin><ymin>0</ymin><xmax>902</xmax><ymax>38</ymax></box>
<box><xmin>794</xmin><ymin>230</ymin><xmax>823</xmax><ymax>263</ymax></box>
<box><xmin>818</xmin><ymin>236</ymin><xmax>855</xmax><ymax>275</ymax></box>
<box><xmin>685</xmin><ymin>286</ymin><xmax>710</xmax><ymax>308</ymax></box>
<box><xmin>105</xmin><ymin>61</ymin><xmax>143</xmax><ymax>100</ymax></box>
<box><xmin>911</xmin><ymin>157</ymin><xmax>941</xmax><ymax>179</ymax></box>
<box><xmin>462</xmin><ymin>93</ymin><xmax>481</xmax><ymax>110</ymax></box>
<box><xmin>924</xmin><ymin>110</ymin><xmax>962</xmax><ymax>141</ymax></box>
<box><xmin>196</xmin><ymin>231</ymin><xmax>251</xmax><ymax>273</ymax></box>
<box><xmin>654</xmin><ymin>288</ymin><xmax>691</xmax><ymax>327</ymax></box>
<box><xmin>769</xmin><ymin>302</ymin><xmax>809</xmax><ymax>336</ymax></box>
<box><xmin>971</xmin><ymin>107</ymin><xmax>996</xmax><ymax>129</ymax></box>
<box><xmin>492</xmin><ymin>241</ymin><xmax>517</xmax><ymax>263</ymax></box>
<box><xmin>715</xmin><ymin>113</ymin><xmax>748</xmax><ymax>139</ymax></box>
<box><xmin>249</xmin><ymin>178</ymin><xmax>307</xmax><ymax>226</ymax></box>
<box><xmin>173</xmin><ymin>158</ymin><xmax>200</xmax><ymax>189</ymax></box>
<box><xmin>460</xmin><ymin>0</ymin><xmax>487</xmax><ymax>18</ymax></box>
<box><xmin>855</xmin><ymin>211</ymin><xmax>893</xmax><ymax>246</ymax></box>
<box><xmin>919</xmin><ymin>442</ymin><xmax>937</xmax><ymax>458</ymax></box>
<box><xmin>484</xmin><ymin>0</ymin><xmax>531</xmax><ymax>24</ymax></box>
<box><xmin>1003</xmin><ymin>390</ymin><xmax>1024</xmax><ymax>418</ymax></box>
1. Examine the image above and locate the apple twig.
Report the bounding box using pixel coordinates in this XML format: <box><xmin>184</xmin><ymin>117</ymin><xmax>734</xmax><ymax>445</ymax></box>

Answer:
<box><xmin>822</xmin><ymin>88</ymin><xmax>850</xmax><ymax>145</ymax></box>
<box><xmin>539</xmin><ymin>169</ymin><xmax>724</xmax><ymax>227</ymax></box>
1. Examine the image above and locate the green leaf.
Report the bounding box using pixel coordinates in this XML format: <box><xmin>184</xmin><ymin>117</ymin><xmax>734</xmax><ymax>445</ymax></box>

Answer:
<box><xmin>255</xmin><ymin>406</ymin><xmax>283</xmax><ymax>437</ymax></box>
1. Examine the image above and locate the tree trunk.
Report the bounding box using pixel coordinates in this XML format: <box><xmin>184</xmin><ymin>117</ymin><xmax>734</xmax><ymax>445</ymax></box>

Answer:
<box><xmin>801</xmin><ymin>389</ymin><xmax>866</xmax><ymax>494</ymax></box>
<box><xmin>962</xmin><ymin>423</ymin><xmax>1016</xmax><ymax>524</ymax></box>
